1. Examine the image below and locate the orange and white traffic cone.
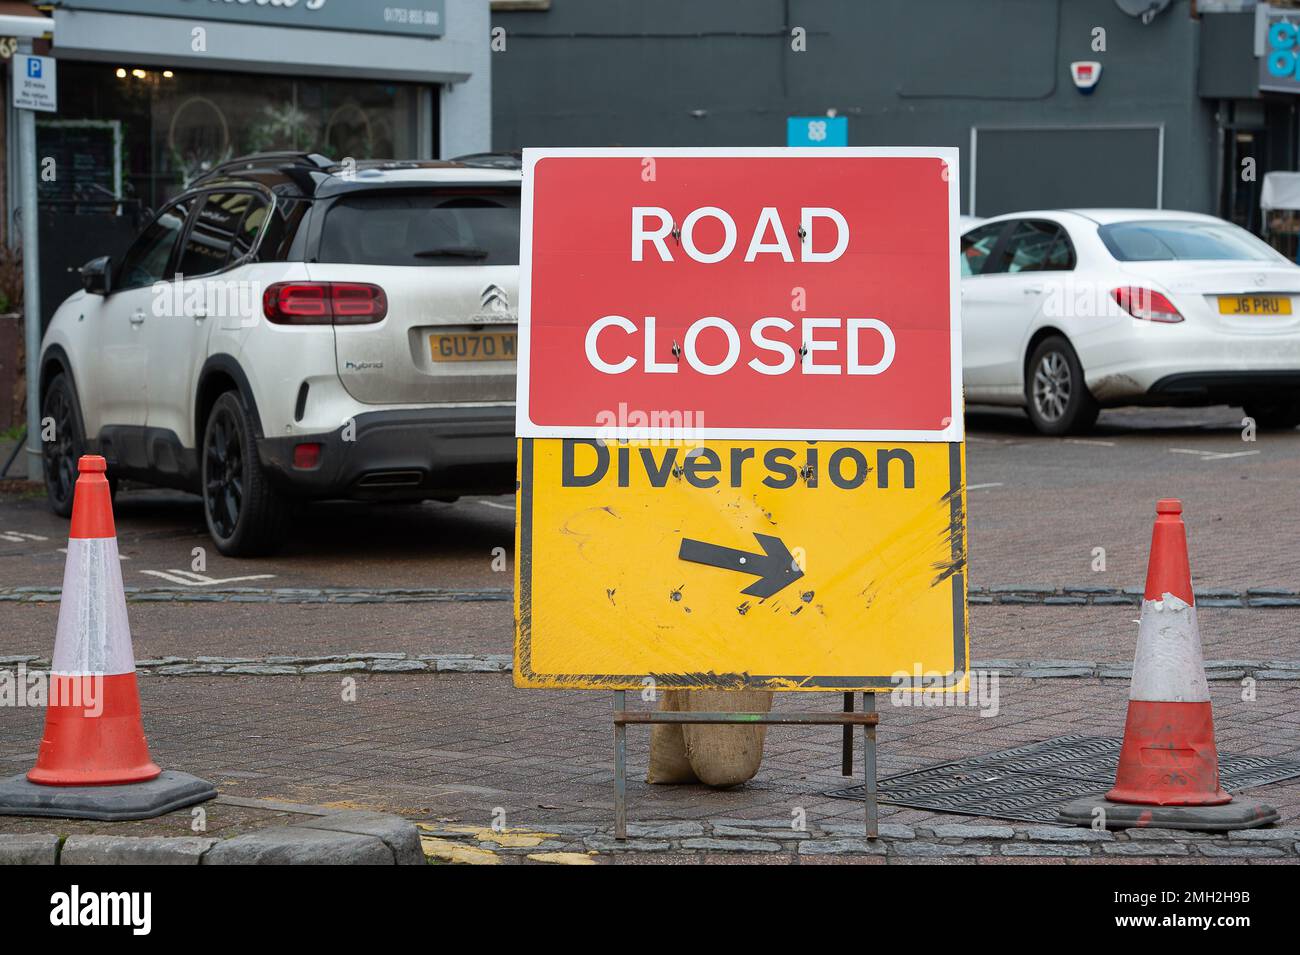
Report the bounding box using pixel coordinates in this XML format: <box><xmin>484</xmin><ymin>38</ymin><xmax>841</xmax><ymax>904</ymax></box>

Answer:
<box><xmin>1058</xmin><ymin>498</ymin><xmax>1277</xmax><ymax>831</ymax></box>
<box><xmin>1105</xmin><ymin>498</ymin><xmax>1229</xmax><ymax>806</ymax></box>
<box><xmin>27</xmin><ymin>454</ymin><xmax>160</xmax><ymax>785</ymax></box>
<box><xmin>0</xmin><ymin>455</ymin><xmax>214</xmax><ymax>820</ymax></box>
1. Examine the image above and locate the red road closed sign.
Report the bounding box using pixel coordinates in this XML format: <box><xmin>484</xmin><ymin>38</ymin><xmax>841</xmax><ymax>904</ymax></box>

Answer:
<box><xmin>517</xmin><ymin>147</ymin><xmax>962</xmax><ymax>441</ymax></box>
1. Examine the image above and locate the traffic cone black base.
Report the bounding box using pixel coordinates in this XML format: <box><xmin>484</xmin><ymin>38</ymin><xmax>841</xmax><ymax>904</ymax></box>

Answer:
<box><xmin>1057</xmin><ymin>793</ymin><xmax>1278</xmax><ymax>832</ymax></box>
<box><xmin>0</xmin><ymin>770</ymin><xmax>215</xmax><ymax>821</ymax></box>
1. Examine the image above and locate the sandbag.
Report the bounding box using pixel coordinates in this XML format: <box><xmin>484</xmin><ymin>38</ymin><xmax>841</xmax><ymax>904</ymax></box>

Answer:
<box><xmin>646</xmin><ymin>689</ymin><xmax>774</xmax><ymax>786</ymax></box>
<box><xmin>682</xmin><ymin>689</ymin><xmax>774</xmax><ymax>787</ymax></box>
<box><xmin>639</xmin><ymin>691</ymin><xmax>769</xmax><ymax>789</ymax></box>
<box><xmin>645</xmin><ymin>690</ymin><xmax>697</xmax><ymax>784</ymax></box>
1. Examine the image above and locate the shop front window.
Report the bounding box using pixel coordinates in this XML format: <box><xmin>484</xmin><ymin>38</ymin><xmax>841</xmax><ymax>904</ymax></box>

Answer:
<box><xmin>44</xmin><ymin>63</ymin><xmax>424</xmax><ymax>212</ymax></box>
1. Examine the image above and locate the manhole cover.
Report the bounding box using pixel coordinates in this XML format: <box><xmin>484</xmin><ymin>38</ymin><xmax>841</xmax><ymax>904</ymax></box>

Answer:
<box><xmin>826</xmin><ymin>735</ymin><xmax>1300</xmax><ymax>824</ymax></box>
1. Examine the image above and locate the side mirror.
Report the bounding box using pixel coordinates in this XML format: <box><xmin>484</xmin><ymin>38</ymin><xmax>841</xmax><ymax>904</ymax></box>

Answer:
<box><xmin>80</xmin><ymin>256</ymin><xmax>112</xmax><ymax>295</ymax></box>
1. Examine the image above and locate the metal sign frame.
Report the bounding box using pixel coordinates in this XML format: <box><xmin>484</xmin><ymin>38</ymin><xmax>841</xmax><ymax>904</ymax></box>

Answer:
<box><xmin>514</xmin><ymin>146</ymin><xmax>968</xmax><ymax>842</ymax></box>
<box><xmin>612</xmin><ymin>691</ymin><xmax>881</xmax><ymax>840</ymax></box>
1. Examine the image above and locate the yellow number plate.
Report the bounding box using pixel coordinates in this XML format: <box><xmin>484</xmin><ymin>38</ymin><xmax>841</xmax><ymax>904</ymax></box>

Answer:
<box><xmin>429</xmin><ymin>332</ymin><xmax>517</xmax><ymax>362</ymax></box>
<box><xmin>1217</xmin><ymin>295</ymin><xmax>1292</xmax><ymax>316</ymax></box>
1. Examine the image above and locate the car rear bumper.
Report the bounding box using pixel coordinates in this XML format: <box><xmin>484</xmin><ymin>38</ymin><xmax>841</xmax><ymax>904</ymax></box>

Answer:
<box><xmin>1077</xmin><ymin>324</ymin><xmax>1300</xmax><ymax>404</ymax></box>
<box><xmin>257</xmin><ymin>405</ymin><xmax>516</xmax><ymax>500</ymax></box>
<box><xmin>1145</xmin><ymin>370</ymin><xmax>1300</xmax><ymax>402</ymax></box>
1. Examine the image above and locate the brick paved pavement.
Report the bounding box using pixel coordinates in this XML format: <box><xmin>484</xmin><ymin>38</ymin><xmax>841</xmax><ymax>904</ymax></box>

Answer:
<box><xmin>2</xmin><ymin>674</ymin><xmax>1295</xmax><ymax>841</ymax></box>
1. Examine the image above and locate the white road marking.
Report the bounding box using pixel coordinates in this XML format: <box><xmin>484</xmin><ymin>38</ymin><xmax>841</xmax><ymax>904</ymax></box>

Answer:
<box><xmin>477</xmin><ymin>500</ymin><xmax>515</xmax><ymax>511</ymax></box>
<box><xmin>1170</xmin><ymin>448</ymin><xmax>1261</xmax><ymax>461</ymax></box>
<box><xmin>1</xmin><ymin>531</ymin><xmax>48</xmax><ymax>543</ymax></box>
<box><xmin>1066</xmin><ymin>438</ymin><xmax>1116</xmax><ymax>447</ymax></box>
<box><xmin>140</xmin><ymin>569</ymin><xmax>276</xmax><ymax>586</ymax></box>
<box><xmin>1200</xmin><ymin>450</ymin><xmax>1261</xmax><ymax>460</ymax></box>
<box><xmin>967</xmin><ymin>483</ymin><xmax>1004</xmax><ymax>490</ymax></box>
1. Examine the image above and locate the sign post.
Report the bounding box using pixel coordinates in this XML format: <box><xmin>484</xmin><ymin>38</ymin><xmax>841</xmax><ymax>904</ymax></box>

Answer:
<box><xmin>514</xmin><ymin>147</ymin><xmax>966</xmax><ymax>838</ymax></box>
<box><xmin>12</xmin><ymin>45</ymin><xmax>54</xmax><ymax>482</ymax></box>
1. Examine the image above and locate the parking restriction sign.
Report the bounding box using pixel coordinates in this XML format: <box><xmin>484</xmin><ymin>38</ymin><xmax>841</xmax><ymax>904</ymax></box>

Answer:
<box><xmin>11</xmin><ymin>54</ymin><xmax>56</xmax><ymax>112</ymax></box>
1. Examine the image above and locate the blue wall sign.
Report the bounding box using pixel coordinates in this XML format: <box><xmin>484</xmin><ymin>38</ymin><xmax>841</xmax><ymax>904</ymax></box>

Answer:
<box><xmin>786</xmin><ymin>116</ymin><xmax>848</xmax><ymax>147</ymax></box>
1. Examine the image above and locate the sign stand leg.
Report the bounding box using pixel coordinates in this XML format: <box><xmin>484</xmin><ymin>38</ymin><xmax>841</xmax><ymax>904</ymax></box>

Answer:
<box><xmin>862</xmin><ymin>692</ymin><xmax>879</xmax><ymax>840</ymax></box>
<box><xmin>841</xmin><ymin>692</ymin><xmax>853</xmax><ymax>775</ymax></box>
<box><xmin>614</xmin><ymin>691</ymin><xmax>627</xmax><ymax>840</ymax></box>
<box><xmin>609</xmin><ymin>696</ymin><xmax>880</xmax><ymax>842</ymax></box>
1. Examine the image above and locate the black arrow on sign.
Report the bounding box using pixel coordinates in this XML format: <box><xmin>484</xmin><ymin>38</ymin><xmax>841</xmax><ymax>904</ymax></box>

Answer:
<box><xmin>677</xmin><ymin>533</ymin><xmax>804</xmax><ymax>599</ymax></box>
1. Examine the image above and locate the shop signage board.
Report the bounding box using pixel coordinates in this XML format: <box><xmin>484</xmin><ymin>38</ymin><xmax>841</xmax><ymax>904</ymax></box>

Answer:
<box><xmin>59</xmin><ymin>0</ymin><xmax>446</xmax><ymax>38</ymax></box>
<box><xmin>514</xmin><ymin>148</ymin><xmax>967</xmax><ymax>692</ymax></box>
<box><xmin>1261</xmin><ymin>9</ymin><xmax>1300</xmax><ymax>94</ymax></box>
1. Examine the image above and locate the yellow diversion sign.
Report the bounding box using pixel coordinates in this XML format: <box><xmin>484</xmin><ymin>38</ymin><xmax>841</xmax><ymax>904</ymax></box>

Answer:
<box><xmin>514</xmin><ymin>438</ymin><xmax>968</xmax><ymax>691</ymax></box>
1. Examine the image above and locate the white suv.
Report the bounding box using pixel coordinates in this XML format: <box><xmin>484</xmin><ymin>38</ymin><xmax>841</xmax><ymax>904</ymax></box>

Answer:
<box><xmin>39</xmin><ymin>153</ymin><xmax>521</xmax><ymax>555</ymax></box>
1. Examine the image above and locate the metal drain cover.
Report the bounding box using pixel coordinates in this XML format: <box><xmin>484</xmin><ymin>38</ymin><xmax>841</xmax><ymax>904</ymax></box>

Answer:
<box><xmin>826</xmin><ymin>734</ymin><xmax>1300</xmax><ymax>824</ymax></box>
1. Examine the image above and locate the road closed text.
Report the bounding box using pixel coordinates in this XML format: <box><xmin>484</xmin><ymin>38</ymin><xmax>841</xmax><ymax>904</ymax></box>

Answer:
<box><xmin>583</xmin><ymin>205</ymin><xmax>894</xmax><ymax>377</ymax></box>
<box><xmin>631</xmin><ymin>206</ymin><xmax>849</xmax><ymax>264</ymax></box>
<box><xmin>585</xmin><ymin>315</ymin><xmax>895</xmax><ymax>377</ymax></box>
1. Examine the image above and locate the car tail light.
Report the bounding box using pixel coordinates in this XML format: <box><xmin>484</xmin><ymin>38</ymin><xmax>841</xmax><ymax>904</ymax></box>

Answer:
<box><xmin>1110</xmin><ymin>286</ymin><xmax>1183</xmax><ymax>323</ymax></box>
<box><xmin>292</xmin><ymin>443</ymin><xmax>322</xmax><ymax>469</ymax></box>
<box><xmin>330</xmin><ymin>283</ymin><xmax>389</xmax><ymax>324</ymax></box>
<box><xmin>263</xmin><ymin>282</ymin><xmax>387</xmax><ymax>325</ymax></box>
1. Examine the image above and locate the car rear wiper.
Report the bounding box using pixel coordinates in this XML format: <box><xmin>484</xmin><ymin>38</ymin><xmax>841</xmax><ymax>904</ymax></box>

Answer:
<box><xmin>413</xmin><ymin>246</ymin><xmax>490</xmax><ymax>259</ymax></box>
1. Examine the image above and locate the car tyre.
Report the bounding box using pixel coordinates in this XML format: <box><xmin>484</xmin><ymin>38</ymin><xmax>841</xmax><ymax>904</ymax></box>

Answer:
<box><xmin>1243</xmin><ymin>395</ymin><xmax>1300</xmax><ymax>431</ymax></box>
<box><xmin>201</xmin><ymin>390</ymin><xmax>289</xmax><ymax>556</ymax></box>
<box><xmin>40</xmin><ymin>372</ymin><xmax>107</xmax><ymax>517</ymax></box>
<box><xmin>1025</xmin><ymin>336</ymin><xmax>1099</xmax><ymax>436</ymax></box>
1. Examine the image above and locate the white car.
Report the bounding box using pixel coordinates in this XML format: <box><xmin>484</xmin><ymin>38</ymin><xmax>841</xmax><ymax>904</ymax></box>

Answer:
<box><xmin>960</xmin><ymin>209</ymin><xmax>1300</xmax><ymax>434</ymax></box>
<box><xmin>38</xmin><ymin>153</ymin><xmax>521</xmax><ymax>555</ymax></box>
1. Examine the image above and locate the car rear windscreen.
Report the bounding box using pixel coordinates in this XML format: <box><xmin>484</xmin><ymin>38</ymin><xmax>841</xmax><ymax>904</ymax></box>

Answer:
<box><xmin>318</xmin><ymin>190</ymin><xmax>520</xmax><ymax>266</ymax></box>
<box><xmin>1098</xmin><ymin>220</ymin><xmax>1278</xmax><ymax>263</ymax></box>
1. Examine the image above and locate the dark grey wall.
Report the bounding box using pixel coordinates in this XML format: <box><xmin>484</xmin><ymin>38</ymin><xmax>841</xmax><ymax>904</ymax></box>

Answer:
<box><xmin>491</xmin><ymin>0</ymin><xmax>1219</xmax><ymax>215</ymax></box>
<box><xmin>1199</xmin><ymin>10</ymin><xmax>1258</xmax><ymax>100</ymax></box>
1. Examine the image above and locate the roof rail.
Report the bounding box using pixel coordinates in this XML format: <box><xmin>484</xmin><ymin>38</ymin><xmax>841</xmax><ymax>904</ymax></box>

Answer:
<box><xmin>191</xmin><ymin>152</ymin><xmax>335</xmax><ymax>185</ymax></box>
<box><xmin>450</xmin><ymin>151</ymin><xmax>523</xmax><ymax>170</ymax></box>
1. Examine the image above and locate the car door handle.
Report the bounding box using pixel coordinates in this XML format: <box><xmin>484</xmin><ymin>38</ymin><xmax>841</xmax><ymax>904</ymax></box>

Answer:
<box><xmin>1023</xmin><ymin>284</ymin><xmax>1044</xmax><ymax>295</ymax></box>
<box><xmin>129</xmin><ymin>310</ymin><xmax>146</xmax><ymax>325</ymax></box>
